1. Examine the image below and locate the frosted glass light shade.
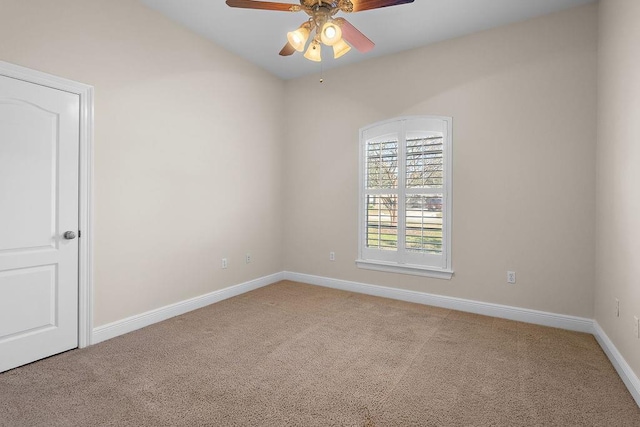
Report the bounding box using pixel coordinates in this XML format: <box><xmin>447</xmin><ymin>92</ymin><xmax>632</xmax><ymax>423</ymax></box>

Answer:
<box><xmin>333</xmin><ymin>38</ymin><xmax>351</xmax><ymax>59</ymax></box>
<box><xmin>304</xmin><ymin>40</ymin><xmax>322</xmax><ymax>62</ymax></box>
<box><xmin>320</xmin><ymin>22</ymin><xmax>342</xmax><ymax>46</ymax></box>
<box><xmin>287</xmin><ymin>26</ymin><xmax>310</xmax><ymax>52</ymax></box>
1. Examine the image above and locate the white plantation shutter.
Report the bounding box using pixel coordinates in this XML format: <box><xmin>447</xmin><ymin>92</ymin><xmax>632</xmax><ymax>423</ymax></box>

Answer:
<box><xmin>358</xmin><ymin>117</ymin><xmax>453</xmax><ymax>279</ymax></box>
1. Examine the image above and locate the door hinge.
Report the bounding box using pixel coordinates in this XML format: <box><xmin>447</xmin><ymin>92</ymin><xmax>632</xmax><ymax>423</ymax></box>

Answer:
<box><xmin>78</xmin><ymin>230</ymin><xmax>81</xmax><ymax>238</ymax></box>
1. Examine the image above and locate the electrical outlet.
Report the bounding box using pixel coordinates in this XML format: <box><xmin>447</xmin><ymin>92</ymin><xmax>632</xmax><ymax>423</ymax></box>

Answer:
<box><xmin>615</xmin><ymin>298</ymin><xmax>620</xmax><ymax>317</ymax></box>
<box><xmin>635</xmin><ymin>316</ymin><xmax>639</xmax><ymax>339</ymax></box>
<box><xmin>221</xmin><ymin>258</ymin><xmax>228</xmax><ymax>269</ymax></box>
<box><xmin>507</xmin><ymin>271</ymin><xmax>516</xmax><ymax>284</ymax></box>
<box><xmin>329</xmin><ymin>251</ymin><xmax>335</xmax><ymax>261</ymax></box>
<box><xmin>245</xmin><ymin>253</ymin><xmax>251</xmax><ymax>264</ymax></box>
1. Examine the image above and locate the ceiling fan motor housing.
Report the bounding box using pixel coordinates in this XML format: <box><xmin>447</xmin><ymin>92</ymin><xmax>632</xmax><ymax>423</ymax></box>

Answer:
<box><xmin>301</xmin><ymin>0</ymin><xmax>354</xmax><ymax>13</ymax></box>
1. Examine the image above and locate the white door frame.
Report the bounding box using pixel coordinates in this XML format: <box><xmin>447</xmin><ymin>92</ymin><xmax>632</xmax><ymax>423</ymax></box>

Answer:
<box><xmin>0</xmin><ymin>60</ymin><xmax>94</xmax><ymax>348</ymax></box>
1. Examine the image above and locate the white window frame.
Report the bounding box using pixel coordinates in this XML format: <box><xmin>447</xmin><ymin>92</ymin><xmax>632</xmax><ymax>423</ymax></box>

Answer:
<box><xmin>356</xmin><ymin>116</ymin><xmax>453</xmax><ymax>279</ymax></box>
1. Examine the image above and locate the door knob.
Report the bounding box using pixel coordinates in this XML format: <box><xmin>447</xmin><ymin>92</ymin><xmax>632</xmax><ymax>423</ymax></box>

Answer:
<box><xmin>63</xmin><ymin>231</ymin><xmax>76</xmax><ymax>240</ymax></box>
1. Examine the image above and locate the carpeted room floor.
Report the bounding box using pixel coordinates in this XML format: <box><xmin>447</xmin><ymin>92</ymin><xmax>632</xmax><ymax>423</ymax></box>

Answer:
<box><xmin>0</xmin><ymin>280</ymin><xmax>639</xmax><ymax>426</ymax></box>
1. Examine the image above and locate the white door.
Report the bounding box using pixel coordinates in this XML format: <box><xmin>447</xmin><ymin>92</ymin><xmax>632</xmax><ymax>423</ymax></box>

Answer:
<box><xmin>0</xmin><ymin>74</ymin><xmax>80</xmax><ymax>372</ymax></box>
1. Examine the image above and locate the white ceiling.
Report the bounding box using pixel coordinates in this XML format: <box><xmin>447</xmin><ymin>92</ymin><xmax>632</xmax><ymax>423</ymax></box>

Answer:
<box><xmin>139</xmin><ymin>0</ymin><xmax>595</xmax><ymax>80</ymax></box>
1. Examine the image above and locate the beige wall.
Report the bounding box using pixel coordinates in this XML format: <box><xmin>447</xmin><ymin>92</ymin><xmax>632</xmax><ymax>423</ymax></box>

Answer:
<box><xmin>0</xmin><ymin>0</ymin><xmax>285</xmax><ymax>326</ymax></box>
<box><xmin>596</xmin><ymin>0</ymin><xmax>640</xmax><ymax>378</ymax></box>
<box><xmin>283</xmin><ymin>4</ymin><xmax>598</xmax><ymax>318</ymax></box>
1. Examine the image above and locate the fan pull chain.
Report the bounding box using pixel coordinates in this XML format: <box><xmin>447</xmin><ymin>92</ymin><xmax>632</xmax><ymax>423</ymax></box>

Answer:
<box><xmin>319</xmin><ymin>61</ymin><xmax>324</xmax><ymax>83</ymax></box>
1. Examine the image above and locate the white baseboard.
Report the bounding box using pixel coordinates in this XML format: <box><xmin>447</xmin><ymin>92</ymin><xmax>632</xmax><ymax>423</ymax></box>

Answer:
<box><xmin>92</xmin><ymin>272</ymin><xmax>284</xmax><ymax>344</ymax></box>
<box><xmin>284</xmin><ymin>271</ymin><xmax>594</xmax><ymax>333</ymax></box>
<box><xmin>593</xmin><ymin>322</ymin><xmax>640</xmax><ymax>407</ymax></box>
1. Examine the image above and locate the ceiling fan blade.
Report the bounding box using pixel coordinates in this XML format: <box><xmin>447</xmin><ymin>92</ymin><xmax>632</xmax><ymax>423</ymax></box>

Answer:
<box><xmin>350</xmin><ymin>0</ymin><xmax>414</xmax><ymax>12</ymax></box>
<box><xmin>279</xmin><ymin>42</ymin><xmax>296</xmax><ymax>56</ymax></box>
<box><xmin>335</xmin><ymin>18</ymin><xmax>375</xmax><ymax>53</ymax></box>
<box><xmin>225</xmin><ymin>0</ymin><xmax>301</xmax><ymax>12</ymax></box>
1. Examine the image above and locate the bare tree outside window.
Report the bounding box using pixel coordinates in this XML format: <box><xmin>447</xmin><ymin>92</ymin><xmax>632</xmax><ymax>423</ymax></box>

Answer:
<box><xmin>366</xmin><ymin>136</ymin><xmax>444</xmax><ymax>253</ymax></box>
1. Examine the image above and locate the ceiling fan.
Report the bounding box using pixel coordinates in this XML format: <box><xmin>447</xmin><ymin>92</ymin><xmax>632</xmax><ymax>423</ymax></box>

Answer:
<box><xmin>226</xmin><ymin>0</ymin><xmax>415</xmax><ymax>62</ymax></box>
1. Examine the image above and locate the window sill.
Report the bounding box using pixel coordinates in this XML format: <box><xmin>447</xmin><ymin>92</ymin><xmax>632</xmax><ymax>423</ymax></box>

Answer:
<box><xmin>355</xmin><ymin>259</ymin><xmax>454</xmax><ymax>280</ymax></box>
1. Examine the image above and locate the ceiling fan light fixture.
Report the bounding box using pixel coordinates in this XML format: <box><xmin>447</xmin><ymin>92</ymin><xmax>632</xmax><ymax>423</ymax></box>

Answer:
<box><xmin>320</xmin><ymin>21</ymin><xmax>342</xmax><ymax>46</ymax></box>
<box><xmin>333</xmin><ymin>38</ymin><xmax>351</xmax><ymax>59</ymax></box>
<box><xmin>287</xmin><ymin>25</ymin><xmax>310</xmax><ymax>52</ymax></box>
<box><xmin>304</xmin><ymin>40</ymin><xmax>322</xmax><ymax>62</ymax></box>
<box><xmin>226</xmin><ymin>0</ymin><xmax>407</xmax><ymax>64</ymax></box>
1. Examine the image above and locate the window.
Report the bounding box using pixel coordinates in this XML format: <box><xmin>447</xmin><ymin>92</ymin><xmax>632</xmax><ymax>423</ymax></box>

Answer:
<box><xmin>357</xmin><ymin>116</ymin><xmax>453</xmax><ymax>279</ymax></box>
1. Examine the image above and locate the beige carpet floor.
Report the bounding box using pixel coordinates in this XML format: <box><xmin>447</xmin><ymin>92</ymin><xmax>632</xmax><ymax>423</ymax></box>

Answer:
<box><xmin>0</xmin><ymin>280</ymin><xmax>638</xmax><ymax>426</ymax></box>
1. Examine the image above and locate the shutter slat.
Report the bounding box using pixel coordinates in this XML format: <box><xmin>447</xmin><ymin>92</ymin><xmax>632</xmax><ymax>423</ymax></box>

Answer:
<box><xmin>406</xmin><ymin>136</ymin><xmax>444</xmax><ymax>190</ymax></box>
